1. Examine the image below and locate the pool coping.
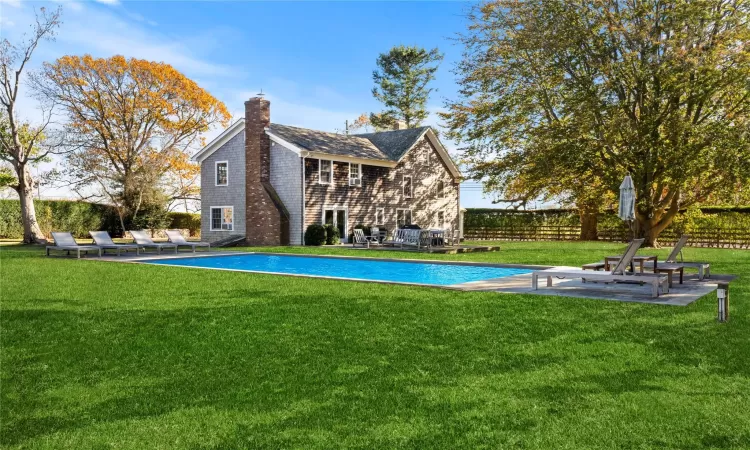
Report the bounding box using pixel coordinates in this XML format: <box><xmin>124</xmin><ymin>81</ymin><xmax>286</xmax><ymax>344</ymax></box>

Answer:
<box><xmin>104</xmin><ymin>250</ymin><xmax>551</xmax><ymax>290</ymax></box>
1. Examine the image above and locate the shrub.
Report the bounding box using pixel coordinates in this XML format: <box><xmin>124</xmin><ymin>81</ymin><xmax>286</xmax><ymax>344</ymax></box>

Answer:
<box><xmin>324</xmin><ymin>224</ymin><xmax>340</xmax><ymax>245</ymax></box>
<box><xmin>0</xmin><ymin>199</ymin><xmax>111</xmax><ymax>239</ymax></box>
<box><xmin>352</xmin><ymin>223</ymin><xmax>371</xmax><ymax>237</ymax></box>
<box><xmin>304</xmin><ymin>224</ymin><xmax>327</xmax><ymax>246</ymax></box>
<box><xmin>168</xmin><ymin>212</ymin><xmax>201</xmax><ymax>236</ymax></box>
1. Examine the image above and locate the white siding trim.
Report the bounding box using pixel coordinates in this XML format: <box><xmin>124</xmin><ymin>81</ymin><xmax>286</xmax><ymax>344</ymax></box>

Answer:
<box><xmin>193</xmin><ymin>119</ymin><xmax>244</xmax><ymax>163</ymax></box>
<box><xmin>210</xmin><ymin>206</ymin><xmax>234</xmax><ymax>231</ymax></box>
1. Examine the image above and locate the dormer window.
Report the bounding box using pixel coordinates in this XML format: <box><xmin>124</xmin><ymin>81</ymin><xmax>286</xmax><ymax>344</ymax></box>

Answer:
<box><xmin>348</xmin><ymin>163</ymin><xmax>362</xmax><ymax>187</ymax></box>
<box><xmin>215</xmin><ymin>161</ymin><xmax>228</xmax><ymax>186</ymax></box>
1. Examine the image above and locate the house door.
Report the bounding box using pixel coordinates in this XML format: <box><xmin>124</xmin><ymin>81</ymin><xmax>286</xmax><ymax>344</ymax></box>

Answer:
<box><xmin>323</xmin><ymin>207</ymin><xmax>348</xmax><ymax>243</ymax></box>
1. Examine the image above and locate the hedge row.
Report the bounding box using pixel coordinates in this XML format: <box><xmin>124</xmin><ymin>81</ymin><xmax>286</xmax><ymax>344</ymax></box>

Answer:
<box><xmin>0</xmin><ymin>199</ymin><xmax>201</xmax><ymax>239</ymax></box>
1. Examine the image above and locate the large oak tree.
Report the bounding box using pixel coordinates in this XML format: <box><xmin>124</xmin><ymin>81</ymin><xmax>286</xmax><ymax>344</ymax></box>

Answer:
<box><xmin>443</xmin><ymin>0</ymin><xmax>750</xmax><ymax>246</ymax></box>
<box><xmin>34</xmin><ymin>55</ymin><xmax>230</xmax><ymax>231</ymax></box>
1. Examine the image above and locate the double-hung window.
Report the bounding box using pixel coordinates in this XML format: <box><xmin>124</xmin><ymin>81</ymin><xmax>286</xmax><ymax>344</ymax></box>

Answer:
<box><xmin>215</xmin><ymin>161</ymin><xmax>228</xmax><ymax>186</ymax></box>
<box><xmin>375</xmin><ymin>207</ymin><xmax>385</xmax><ymax>226</ymax></box>
<box><xmin>396</xmin><ymin>209</ymin><xmax>412</xmax><ymax>228</ymax></box>
<box><xmin>319</xmin><ymin>159</ymin><xmax>332</xmax><ymax>185</ymax></box>
<box><xmin>403</xmin><ymin>175</ymin><xmax>413</xmax><ymax>198</ymax></box>
<box><xmin>211</xmin><ymin>206</ymin><xmax>233</xmax><ymax>231</ymax></box>
<box><xmin>437</xmin><ymin>180</ymin><xmax>444</xmax><ymax>198</ymax></box>
<box><xmin>348</xmin><ymin>163</ymin><xmax>362</xmax><ymax>187</ymax></box>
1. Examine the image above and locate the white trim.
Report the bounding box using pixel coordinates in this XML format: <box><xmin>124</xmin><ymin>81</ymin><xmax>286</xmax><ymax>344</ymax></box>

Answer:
<box><xmin>266</xmin><ymin>131</ymin><xmax>304</xmax><ymax>155</ymax></box>
<box><xmin>375</xmin><ymin>207</ymin><xmax>385</xmax><ymax>226</ymax></box>
<box><xmin>306</xmin><ymin>151</ymin><xmax>396</xmax><ymax>168</ymax></box>
<box><xmin>396</xmin><ymin>208</ymin><xmax>413</xmax><ymax>227</ymax></box>
<box><xmin>318</xmin><ymin>159</ymin><xmax>333</xmax><ymax>185</ymax></box>
<box><xmin>348</xmin><ymin>162</ymin><xmax>362</xmax><ymax>187</ymax></box>
<box><xmin>192</xmin><ymin>119</ymin><xmax>244</xmax><ymax>163</ymax></box>
<box><xmin>396</xmin><ymin>128</ymin><xmax>461</xmax><ymax>179</ymax></box>
<box><xmin>322</xmin><ymin>206</ymin><xmax>349</xmax><ymax>242</ymax></box>
<box><xmin>210</xmin><ymin>206</ymin><xmax>234</xmax><ymax>231</ymax></box>
<box><xmin>403</xmin><ymin>174</ymin><xmax>413</xmax><ymax>198</ymax></box>
<box><xmin>214</xmin><ymin>160</ymin><xmax>228</xmax><ymax>186</ymax></box>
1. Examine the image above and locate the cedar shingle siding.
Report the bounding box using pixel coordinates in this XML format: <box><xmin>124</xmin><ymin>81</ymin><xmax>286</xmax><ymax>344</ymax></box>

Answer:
<box><xmin>304</xmin><ymin>136</ymin><xmax>459</xmax><ymax>241</ymax></box>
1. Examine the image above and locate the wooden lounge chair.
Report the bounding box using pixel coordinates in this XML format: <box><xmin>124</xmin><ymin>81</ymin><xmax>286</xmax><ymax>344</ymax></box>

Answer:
<box><xmin>643</xmin><ymin>235</ymin><xmax>710</xmax><ymax>280</ymax></box>
<box><xmin>401</xmin><ymin>229</ymin><xmax>423</xmax><ymax>249</ymax></box>
<box><xmin>382</xmin><ymin>229</ymin><xmax>405</xmax><ymax>247</ymax></box>
<box><xmin>129</xmin><ymin>230</ymin><xmax>178</xmax><ymax>254</ymax></box>
<box><xmin>90</xmin><ymin>231</ymin><xmax>140</xmax><ymax>256</ymax></box>
<box><xmin>165</xmin><ymin>230</ymin><xmax>211</xmax><ymax>252</ymax></box>
<box><xmin>352</xmin><ymin>229</ymin><xmax>372</xmax><ymax>248</ymax></box>
<box><xmin>532</xmin><ymin>239</ymin><xmax>670</xmax><ymax>298</ymax></box>
<box><xmin>46</xmin><ymin>232</ymin><xmax>102</xmax><ymax>258</ymax></box>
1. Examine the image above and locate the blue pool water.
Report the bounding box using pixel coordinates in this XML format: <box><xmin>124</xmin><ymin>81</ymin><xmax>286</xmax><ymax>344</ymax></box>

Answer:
<box><xmin>146</xmin><ymin>253</ymin><xmax>531</xmax><ymax>286</ymax></box>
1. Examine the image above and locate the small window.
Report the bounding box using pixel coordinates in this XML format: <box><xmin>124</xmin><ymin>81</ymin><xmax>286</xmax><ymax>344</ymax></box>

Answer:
<box><xmin>437</xmin><ymin>180</ymin><xmax>444</xmax><ymax>198</ymax></box>
<box><xmin>403</xmin><ymin>175</ymin><xmax>412</xmax><ymax>198</ymax></box>
<box><xmin>348</xmin><ymin>163</ymin><xmax>362</xmax><ymax>187</ymax></box>
<box><xmin>319</xmin><ymin>160</ymin><xmax>332</xmax><ymax>185</ymax></box>
<box><xmin>215</xmin><ymin>161</ymin><xmax>228</xmax><ymax>186</ymax></box>
<box><xmin>437</xmin><ymin>211</ymin><xmax>445</xmax><ymax>228</ymax></box>
<box><xmin>375</xmin><ymin>207</ymin><xmax>385</xmax><ymax>226</ymax></box>
<box><xmin>211</xmin><ymin>206</ymin><xmax>233</xmax><ymax>231</ymax></box>
<box><xmin>396</xmin><ymin>209</ymin><xmax>412</xmax><ymax>228</ymax></box>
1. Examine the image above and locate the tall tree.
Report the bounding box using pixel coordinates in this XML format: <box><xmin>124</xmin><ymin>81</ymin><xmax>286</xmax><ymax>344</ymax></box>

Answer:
<box><xmin>34</xmin><ymin>55</ymin><xmax>230</xmax><ymax>231</ymax></box>
<box><xmin>444</xmin><ymin>0</ymin><xmax>750</xmax><ymax>246</ymax></box>
<box><xmin>0</xmin><ymin>7</ymin><xmax>62</xmax><ymax>243</ymax></box>
<box><xmin>371</xmin><ymin>45</ymin><xmax>443</xmax><ymax>129</ymax></box>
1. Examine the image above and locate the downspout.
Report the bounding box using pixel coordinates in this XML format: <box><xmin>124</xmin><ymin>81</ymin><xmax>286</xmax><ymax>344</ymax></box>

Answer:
<box><xmin>301</xmin><ymin>151</ymin><xmax>310</xmax><ymax>245</ymax></box>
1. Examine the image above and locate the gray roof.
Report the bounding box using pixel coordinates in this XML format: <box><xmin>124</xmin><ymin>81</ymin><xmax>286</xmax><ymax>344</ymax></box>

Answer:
<box><xmin>267</xmin><ymin>123</ymin><xmax>430</xmax><ymax>162</ymax></box>
<box><xmin>357</xmin><ymin>127</ymin><xmax>430</xmax><ymax>160</ymax></box>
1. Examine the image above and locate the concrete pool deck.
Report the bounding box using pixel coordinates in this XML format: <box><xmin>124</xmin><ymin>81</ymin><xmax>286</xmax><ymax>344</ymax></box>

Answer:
<box><xmin>80</xmin><ymin>250</ymin><xmax>728</xmax><ymax>306</ymax></box>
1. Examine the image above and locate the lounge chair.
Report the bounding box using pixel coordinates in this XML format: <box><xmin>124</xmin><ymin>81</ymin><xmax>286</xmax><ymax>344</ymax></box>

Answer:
<box><xmin>643</xmin><ymin>234</ymin><xmax>710</xmax><ymax>280</ymax></box>
<box><xmin>129</xmin><ymin>230</ymin><xmax>178</xmax><ymax>254</ymax></box>
<box><xmin>46</xmin><ymin>232</ymin><xmax>102</xmax><ymax>258</ymax></box>
<box><xmin>165</xmin><ymin>230</ymin><xmax>211</xmax><ymax>252</ymax></box>
<box><xmin>352</xmin><ymin>229</ymin><xmax>372</xmax><ymax>248</ymax></box>
<box><xmin>370</xmin><ymin>227</ymin><xmax>382</xmax><ymax>244</ymax></box>
<box><xmin>532</xmin><ymin>239</ymin><xmax>670</xmax><ymax>298</ymax></box>
<box><xmin>382</xmin><ymin>229</ymin><xmax>405</xmax><ymax>247</ymax></box>
<box><xmin>90</xmin><ymin>231</ymin><xmax>141</xmax><ymax>256</ymax></box>
<box><xmin>401</xmin><ymin>229</ymin><xmax>423</xmax><ymax>249</ymax></box>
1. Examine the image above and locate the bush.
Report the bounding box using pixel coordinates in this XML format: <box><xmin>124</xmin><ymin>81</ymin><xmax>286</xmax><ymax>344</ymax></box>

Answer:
<box><xmin>0</xmin><ymin>199</ymin><xmax>112</xmax><ymax>239</ymax></box>
<box><xmin>324</xmin><ymin>224</ymin><xmax>340</xmax><ymax>245</ymax></box>
<box><xmin>168</xmin><ymin>212</ymin><xmax>201</xmax><ymax>236</ymax></box>
<box><xmin>352</xmin><ymin>223</ymin><xmax>371</xmax><ymax>237</ymax></box>
<box><xmin>304</xmin><ymin>224</ymin><xmax>327</xmax><ymax>246</ymax></box>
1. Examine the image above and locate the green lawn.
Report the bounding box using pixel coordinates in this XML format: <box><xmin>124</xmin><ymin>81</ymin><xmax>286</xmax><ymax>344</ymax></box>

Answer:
<box><xmin>1</xmin><ymin>241</ymin><xmax>749</xmax><ymax>449</ymax></box>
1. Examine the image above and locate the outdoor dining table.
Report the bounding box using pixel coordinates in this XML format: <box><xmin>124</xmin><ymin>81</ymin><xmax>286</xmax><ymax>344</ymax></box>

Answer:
<box><xmin>604</xmin><ymin>255</ymin><xmax>658</xmax><ymax>273</ymax></box>
<box><xmin>428</xmin><ymin>229</ymin><xmax>446</xmax><ymax>247</ymax></box>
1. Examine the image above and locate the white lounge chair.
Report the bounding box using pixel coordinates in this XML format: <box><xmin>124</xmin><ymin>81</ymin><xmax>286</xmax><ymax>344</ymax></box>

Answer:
<box><xmin>532</xmin><ymin>239</ymin><xmax>670</xmax><ymax>298</ymax></box>
<box><xmin>89</xmin><ymin>231</ymin><xmax>140</xmax><ymax>256</ymax></box>
<box><xmin>129</xmin><ymin>230</ymin><xmax>178</xmax><ymax>254</ymax></box>
<box><xmin>352</xmin><ymin>229</ymin><xmax>371</xmax><ymax>248</ymax></box>
<box><xmin>46</xmin><ymin>232</ymin><xmax>102</xmax><ymax>258</ymax></box>
<box><xmin>401</xmin><ymin>229</ymin><xmax>423</xmax><ymax>249</ymax></box>
<box><xmin>165</xmin><ymin>230</ymin><xmax>211</xmax><ymax>252</ymax></box>
<box><xmin>370</xmin><ymin>227</ymin><xmax>382</xmax><ymax>244</ymax></box>
<box><xmin>643</xmin><ymin>234</ymin><xmax>710</xmax><ymax>280</ymax></box>
<box><xmin>382</xmin><ymin>229</ymin><xmax>405</xmax><ymax>247</ymax></box>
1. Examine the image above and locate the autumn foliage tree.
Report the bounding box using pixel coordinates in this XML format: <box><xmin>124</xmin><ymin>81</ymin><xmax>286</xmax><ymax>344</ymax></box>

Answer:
<box><xmin>34</xmin><ymin>55</ymin><xmax>230</xmax><ymax>231</ymax></box>
<box><xmin>444</xmin><ymin>0</ymin><xmax>750</xmax><ymax>246</ymax></box>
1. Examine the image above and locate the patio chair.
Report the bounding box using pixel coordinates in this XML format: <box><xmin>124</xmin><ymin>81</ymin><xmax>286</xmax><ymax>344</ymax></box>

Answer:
<box><xmin>129</xmin><ymin>230</ymin><xmax>178</xmax><ymax>254</ymax></box>
<box><xmin>165</xmin><ymin>230</ymin><xmax>211</xmax><ymax>253</ymax></box>
<box><xmin>46</xmin><ymin>232</ymin><xmax>102</xmax><ymax>258</ymax></box>
<box><xmin>370</xmin><ymin>227</ymin><xmax>382</xmax><ymax>244</ymax></box>
<box><xmin>532</xmin><ymin>239</ymin><xmax>670</xmax><ymax>298</ymax></box>
<box><xmin>642</xmin><ymin>234</ymin><xmax>710</xmax><ymax>280</ymax></box>
<box><xmin>352</xmin><ymin>229</ymin><xmax>371</xmax><ymax>248</ymax></box>
<box><xmin>401</xmin><ymin>229</ymin><xmax>423</xmax><ymax>249</ymax></box>
<box><xmin>90</xmin><ymin>231</ymin><xmax>141</xmax><ymax>256</ymax></box>
<box><xmin>382</xmin><ymin>229</ymin><xmax>405</xmax><ymax>247</ymax></box>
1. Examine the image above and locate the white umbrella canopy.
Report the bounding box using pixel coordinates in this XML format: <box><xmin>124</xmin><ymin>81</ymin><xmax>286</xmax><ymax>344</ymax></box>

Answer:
<box><xmin>618</xmin><ymin>174</ymin><xmax>635</xmax><ymax>221</ymax></box>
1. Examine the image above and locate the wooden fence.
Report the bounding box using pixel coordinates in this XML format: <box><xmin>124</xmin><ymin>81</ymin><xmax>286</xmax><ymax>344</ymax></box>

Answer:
<box><xmin>465</xmin><ymin>225</ymin><xmax>750</xmax><ymax>248</ymax></box>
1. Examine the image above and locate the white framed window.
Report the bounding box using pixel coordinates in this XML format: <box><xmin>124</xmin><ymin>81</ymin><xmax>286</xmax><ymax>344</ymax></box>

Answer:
<box><xmin>319</xmin><ymin>159</ymin><xmax>333</xmax><ymax>185</ymax></box>
<box><xmin>396</xmin><ymin>208</ymin><xmax>412</xmax><ymax>228</ymax></box>
<box><xmin>210</xmin><ymin>206</ymin><xmax>233</xmax><ymax>231</ymax></box>
<box><xmin>215</xmin><ymin>161</ymin><xmax>228</xmax><ymax>186</ymax></box>
<box><xmin>437</xmin><ymin>211</ymin><xmax>445</xmax><ymax>228</ymax></box>
<box><xmin>375</xmin><ymin>207</ymin><xmax>385</xmax><ymax>226</ymax></box>
<box><xmin>403</xmin><ymin>175</ymin><xmax>413</xmax><ymax>198</ymax></box>
<box><xmin>348</xmin><ymin>162</ymin><xmax>362</xmax><ymax>187</ymax></box>
<box><xmin>437</xmin><ymin>180</ymin><xmax>445</xmax><ymax>198</ymax></box>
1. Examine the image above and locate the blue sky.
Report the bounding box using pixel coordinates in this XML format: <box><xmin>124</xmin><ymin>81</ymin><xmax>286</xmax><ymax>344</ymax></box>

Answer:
<box><xmin>0</xmin><ymin>0</ymin><xmax>492</xmax><ymax>206</ymax></box>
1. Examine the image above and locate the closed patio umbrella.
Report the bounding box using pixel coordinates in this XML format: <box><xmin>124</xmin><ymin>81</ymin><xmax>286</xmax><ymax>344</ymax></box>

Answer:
<box><xmin>618</xmin><ymin>174</ymin><xmax>635</xmax><ymax>221</ymax></box>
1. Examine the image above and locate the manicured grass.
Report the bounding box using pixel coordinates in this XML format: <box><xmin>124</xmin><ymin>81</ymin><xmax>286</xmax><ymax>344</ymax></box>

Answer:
<box><xmin>1</xmin><ymin>241</ymin><xmax>749</xmax><ymax>449</ymax></box>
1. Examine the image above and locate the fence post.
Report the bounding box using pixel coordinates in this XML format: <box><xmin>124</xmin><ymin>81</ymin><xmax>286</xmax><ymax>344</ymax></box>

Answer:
<box><xmin>717</xmin><ymin>283</ymin><xmax>729</xmax><ymax>323</ymax></box>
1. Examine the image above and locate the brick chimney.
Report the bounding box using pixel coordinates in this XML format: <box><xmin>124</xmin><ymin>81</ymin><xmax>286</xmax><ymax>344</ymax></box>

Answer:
<box><xmin>392</xmin><ymin>120</ymin><xmax>407</xmax><ymax>130</ymax></box>
<box><xmin>244</xmin><ymin>96</ymin><xmax>289</xmax><ymax>245</ymax></box>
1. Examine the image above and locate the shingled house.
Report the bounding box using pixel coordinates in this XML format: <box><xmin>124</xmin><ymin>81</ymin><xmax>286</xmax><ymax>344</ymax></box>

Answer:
<box><xmin>192</xmin><ymin>96</ymin><xmax>461</xmax><ymax>245</ymax></box>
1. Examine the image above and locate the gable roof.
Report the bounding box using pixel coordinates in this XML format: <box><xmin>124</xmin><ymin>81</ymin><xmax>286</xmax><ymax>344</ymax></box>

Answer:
<box><xmin>193</xmin><ymin>120</ymin><xmax>460</xmax><ymax>178</ymax></box>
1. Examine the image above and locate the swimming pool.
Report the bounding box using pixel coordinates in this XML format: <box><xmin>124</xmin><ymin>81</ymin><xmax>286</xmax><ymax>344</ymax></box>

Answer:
<box><xmin>145</xmin><ymin>253</ymin><xmax>532</xmax><ymax>286</ymax></box>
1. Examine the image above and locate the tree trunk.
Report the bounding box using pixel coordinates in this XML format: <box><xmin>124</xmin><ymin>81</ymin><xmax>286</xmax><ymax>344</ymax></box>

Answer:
<box><xmin>16</xmin><ymin>165</ymin><xmax>45</xmax><ymax>244</ymax></box>
<box><xmin>634</xmin><ymin>205</ymin><xmax>680</xmax><ymax>248</ymax></box>
<box><xmin>579</xmin><ymin>208</ymin><xmax>598</xmax><ymax>241</ymax></box>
